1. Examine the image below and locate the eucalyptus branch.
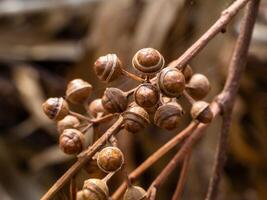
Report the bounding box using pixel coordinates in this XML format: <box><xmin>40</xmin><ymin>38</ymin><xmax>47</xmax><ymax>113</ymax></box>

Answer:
<box><xmin>40</xmin><ymin>116</ymin><xmax>124</xmax><ymax>200</ymax></box>
<box><xmin>206</xmin><ymin>0</ymin><xmax>260</xmax><ymax>199</ymax></box>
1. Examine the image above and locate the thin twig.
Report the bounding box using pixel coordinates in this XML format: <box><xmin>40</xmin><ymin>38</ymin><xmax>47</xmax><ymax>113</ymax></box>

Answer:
<box><xmin>205</xmin><ymin>0</ymin><xmax>260</xmax><ymax>199</ymax></box>
<box><xmin>69</xmin><ymin>176</ymin><xmax>76</xmax><ymax>200</ymax></box>
<box><xmin>171</xmin><ymin>152</ymin><xmax>191</xmax><ymax>200</ymax></box>
<box><xmin>40</xmin><ymin>116</ymin><xmax>124</xmax><ymax>200</ymax></box>
<box><xmin>112</xmin><ymin>122</ymin><xmax>198</xmax><ymax>199</ymax></box>
<box><xmin>147</xmin><ymin>102</ymin><xmax>220</xmax><ymax>196</ymax></box>
<box><xmin>168</xmin><ymin>0</ymin><xmax>250</xmax><ymax>70</ymax></box>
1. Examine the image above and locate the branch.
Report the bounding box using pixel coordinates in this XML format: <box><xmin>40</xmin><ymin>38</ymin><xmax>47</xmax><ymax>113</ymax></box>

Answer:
<box><xmin>112</xmin><ymin>122</ymin><xmax>198</xmax><ymax>200</ymax></box>
<box><xmin>147</xmin><ymin>102</ymin><xmax>220</xmax><ymax>197</ymax></box>
<box><xmin>168</xmin><ymin>0</ymin><xmax>250</xmax><ymax>70</ymax></box>
<box><xmin>171</xmin><ymin>152</ymin><xmax>191</xmax><ymax>200</ymax></box>
<box><xmin>205</xmin><ymin>0</ymin><xmax>260</xmax><ymax>199</ymax></box>
<box><xmin>40</xmin><ymin>116</ymin><xmax>124</xmax><ymax>200</ymax></box>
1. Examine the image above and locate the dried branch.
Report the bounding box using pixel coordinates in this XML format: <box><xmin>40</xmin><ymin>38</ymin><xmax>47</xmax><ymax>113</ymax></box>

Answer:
<box><xmin>205</xmin><ymin>0</ymin><xmax>260</xmax><ymax>199</ymax></box>
<box><xmin>112</xmin><ymin>122</ymin><xmax>198</xmax><ymax>199</ymax></box>
<box><xmin>168</xmin><ymin>0</ymin><xmax>250</xmax><ymax>70</ymax></box>
<box><xmin>171</xmin><ymin>151</ymin><xmax>191</xmax><ymax>200</ymax></box>
<box><xmin>40</xmin><ymin>116</ymin><xmax>124</xmax><ymax>200</ymax></box>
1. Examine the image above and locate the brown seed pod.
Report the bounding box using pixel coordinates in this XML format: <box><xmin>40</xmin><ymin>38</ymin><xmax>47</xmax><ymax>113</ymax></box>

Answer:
<box><xmin>42</xmin><ymin>97</ymin><xmax>69</xmax><ymax>121</ymax></box>
<box><xmin>186</xmin><ymin>73</ymin><xmax>210</xmax><ymax>100</ymax></box>
<box><xmin>88</xmin><ymin>98</ymin><xmax>107</xmax><ymax>117</ymax></box>
<box><xmin>66</xmin><ymin>79</ymin><xmax>92</xmax><ymax>104</ymax></box>
<box><xmin>77</xmin><ymin>178</ymin><xmax>109</xmax><ymax>200</ymax></box>
<box><xmin>59</xmin><ymin>129</ymin><xmax>85</xmax><ymax>154</ymax></box>
<box><xmin>132</xmin><ymin>48</ymin><xmax>164</xmax><ymax>75</ymax></box>
<box><xmin>157</xmin><ymin>67</ymin><xmax>185</xmax><ymax>97</ymax></box>
<box><xmin>182</xmin><ymin>64</ymin><xmax>193</xmax><ymax>82</ymax></box>
<box><xmin>190</xmin><ymin>101</ymin><xmax>213</xmax><ymax>123</ymax></box>
<box><xmin>94</xmin><ymin>54</ymin><xmax>123</xmax><ymax>82</ymax></box>
<box><xmin>123</xmin><ymin>105</ymin><xmax>150</xmax><ymax>133</ymax></box>
<box><xmin>154</xmin><ymin>102</ymin><xmax>183</xmax><ymax>130</ymax></box>
<box><xmin>97</xmin><ymin>146</ymin><xmax>124</xmax><ymax>173</ymax></box>
<box><xmin>102</xmin><ymin>88</ymin><xmax>128</xmax><ymax>113</ymax></box>
<box><xmin>57</xmin><ymin>115</ymin><xmax>80</xmax><ymax>134</ymax></box>
<box><xmin>134</xmin><ymin>83</ymin><xmax>159</xmax><ymax>108</ymax></box>
<box><xmin>123</xmin><ymin>186</ymin><xmax>147</xmax><ymax>200</ymax></box>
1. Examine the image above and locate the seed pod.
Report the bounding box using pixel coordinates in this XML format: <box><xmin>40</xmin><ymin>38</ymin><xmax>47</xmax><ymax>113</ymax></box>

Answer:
<box><xmin>123</xmin><ymin>105</ymin><xmax>150</xmax><ymax>133</ymax></box>
<box><xmin>57</xmin><ymin>115</ymin><xmax>80</xmax><ymax>134</ymax></box>
<box><xmin>102</xmin><ymin>88</ymin><xmax>128</xmax><ymax>113</ymax></box>
<box><xmin>97</xmin><ymin>146</ymin><xmax>124</xmax><ymax>173</ymax></box>
<box><xmin>186</xmin><ymin>74</ymin><xmax>210</xmax><ymax>100</ymax></box>
<box><xmin>94</xmin><ymin>54</ymin><xmax>123</xmax><ymax>82</ymax></box>
<box><xmin>182</xmin><ymin>64</ymin><xmax>193</xmax><ymax>82</ymax></box>
<box><xmin>157</xmin><ymin>67</ymin><xmax>185</xmax><ymax>97</ymax></box>
<box><xmin>88</xmin><ymin>98</ymin><xmax>107</xmax><ymax>117</ymax></box>
<box><xmin>66</xmin><ymin>79</ymin><xmax>92</xmax><ymax>104</ymax></box>
<box><xmin>154</xmin><ymin>102</ymin><xmax>183</xmax><ymax>130</ymax></box>
<box><xmin>132</xmin><ymin>48</ymin><xmax>164</xmax><ymax>75</ymax></box>
<box><xmin>59</xmin><ymin>129</ymin><xmax>85</xmax><ymax>154</ymax></box>
<box><xmin>123</xmin><ymin>186</ymin><xmax>147</xmax><ymax>200</ymax></box>
<box><xmin>190</xmin><ymin>101</ymin><xmax>213</xmax><ymax>123</ymax></box>
<box><xmin>77</xmin><ymin>178</ymin><xmax>109</xmax><ymax>200</ymax></box>
<box><xmin>42</xmin><ymin>97</ymin><xmax>69</xmax><ymax>121</ymax></box>
<box><xmin>134</xmin><ymin>83</ymin><xmax>159</xmax><ymax>108</ymax></box>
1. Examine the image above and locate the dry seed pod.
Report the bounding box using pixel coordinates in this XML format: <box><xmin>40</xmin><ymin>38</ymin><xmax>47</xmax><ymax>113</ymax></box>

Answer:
<box><xmin>66</xmin><ymin>79</ymin><xmax>92</xmax><ymax>104</ymax></box>
<box><xmin>57</xmin><ymin>115</ymin><xmax>80</xmax><ymax>134</ymax></box>
<box><xmin>77</xmin><ymin>178</ymin><xmax>109</xmax><ymax>200</ymax></box>
<box><xmin>94</xmin><ymin>54</ymin><xmax>123</xmax><ymax>82</ymax></box>
<box><xmin>157</xmin><ymin>67</ymin><xmax>185</xmax><ymax>97</ymax></box>
<box><xmin>134</xmin><ymin>83</ymin><xmax>159</xmax><ymax>108</ymax></box>
<box><xmin>42</xmin><ymin>97</ymin><xmax>69</xmax><ymax>121</ymax></box>
<box><xmin>102</xmin><ymin>88</ymin><xmax>128</xmax><ymax>113</ymax></box>
<box><xmin>182</xmin><ymin>64</ymin><xmax>193</xmax><ymax>82</ymax></box>
<box><xmin>154</xmin><ymin>102</ymin><xmax>183</xmax><ymax>130</ymax></box>
<box><xmin>59</xmin><ymin>129</ymin><xmax>85</xmax><ymax>154</ymax></box>
<box><xmin>97</xmin><ymin>146</ymin><xmax>124</xmax><ymax>173</ymax></box>
<box><xmin>123</xmin><ymin>105</ymin><xmax>150</xmax><ymax>133</ymax></box>
<box><xmin>190</xmin><ymin>101</ymin><xmax>213</xmax><ymax>123</ymax></box>
<box><xmin>88</xmin><ymin>98</ymin><xmax>107</xmax><ymax>117</ymax></box>
<box><xmin>186</xmin><ymin>73</ymin><xmax>210</xmax><ymax>100</ymax></box>
<box><xmin>123</xmin><ymin>186</ymin><xmax>147</xmax><ymax>200</ymax></box>
<box><xmin>132</xmin><ymin>48</ymin><xmax>164</xmax><ymax>75</ymax></box>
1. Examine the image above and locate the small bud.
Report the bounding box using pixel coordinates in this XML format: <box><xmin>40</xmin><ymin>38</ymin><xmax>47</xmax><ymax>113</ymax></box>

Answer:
<box><xmin>42</xmin><ymin>97</ymin><xmax>69</xmax><ymax>121</ymax></box>
<box><xmin>191</xmin><ymin>101</ymin><xmax>213</xmax><ymax>123</ymax></box>
<box><xmin>186</xmin><ymin>74</ymin><xmax>210</xmax><ymax>100</ymax></box>
<box><xmin>59</xmin><ymin>129</ymin><xmax>85</xmax><ymax>154</ymax></box>
<box><xmin>102</xmin><ymin>88</ymin><xmax>128</xmax><ymax>113</ymax></box>
<box><xmin>123</xmin><ymin>186</ymin><xmax>147</xmax><ymax>200</ymax></box>
<box><xmin>132</xmin><ymin>48</ymin><xmax>164</xmax><ymax>75</ymax></box>
<box><xmin>57</xmin><ymin>115</ymin><xmax>80</xmax><ymax>134</ymax></box>
<box><xmin>134</xmin><ymin>83</ymin><xmax>159</xmax><ymax>109</ymax></box>
<box><xmin>88</xmin><ymin>98</ymin><xmax>107</xmax><ymax>117</ymax></box>
<box><xmin>66</xmin><ymin>79</ymin><xmax>92</xmax><ymax>104</ymax></box>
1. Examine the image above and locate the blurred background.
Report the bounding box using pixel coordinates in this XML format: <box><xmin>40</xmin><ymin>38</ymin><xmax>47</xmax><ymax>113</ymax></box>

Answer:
<box><xmin>0</xmin><ymin>0</ymin><xmax>266</xmax><ymax>199</ymax></box>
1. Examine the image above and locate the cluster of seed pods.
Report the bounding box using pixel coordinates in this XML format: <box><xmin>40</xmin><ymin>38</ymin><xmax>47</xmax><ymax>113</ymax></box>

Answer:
<box><xmin>42</xmin><ymin>47</ymin><xmax>213</xmax><ymax>200</ymax></box>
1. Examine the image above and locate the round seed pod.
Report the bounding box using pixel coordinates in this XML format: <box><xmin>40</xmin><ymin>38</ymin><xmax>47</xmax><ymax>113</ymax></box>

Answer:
<box><xmin>94</xmin><ymin>54</ymin><xmax>123</xmax><ymax>82</ymax></box>
<box><xmin>182</xmin><ymin>64</ymin><xmax>193</xmax><ymax>82</ymax></box>
<box><xmin>59</xmin><ymin>129</ymin><xmax>85</xmax><ymax>154</ymax></box>
<box><xmin>132</xmin><ymin>48</ymin><xmax>164</xmax><ymax>75</ymax></box>
<box><xmin>102</xmin><ymin>88</ymin><xmax>128</xmax><ymax>113</ymax></box>
<box><xmin>134</xmin><ymin>83</ymin><xmax>159</xmax><ymax>108</ymax></box>
<box><xmin>57</xmin><ymin>115</ymin><xmax>80</xmax><ymax>134</ymax></box>
<box><xmin>88</xmin><ymin>98</ymin><xmax>107</xmax><ymax>117</ymax></box>
<box><xmin>186</xmin><ymin>74</ymin><xmax>210</xmax><ymax>100</ymax></box>
<box><xmin>77</xmin><ymin>178</ymin><xmax>109</xmax><ymax>200</ymax></box>
<box><xmin>190</xmin><ymin>101</ymin><xmax>213</xmax><ymax>123</ymax></box>
<box><xmin>123</xmin><ymin>186</ymin><xmax>147</xmax><ymax>200</ymax></box>
<box><xmin>154</xmin><ymin>102</ymin><xmax>183</xmax><ymax>130</ymax></box>
<box><xmin>42</xmin><ymin>97</ymin><xmax>69</xmax><ymax>121</ymax></box>
<box><xmin>97</xmin><ymin>146</ymin><xmax>124</xmax><ymax>173</ymax></box>
<box><xmin>123</xmin><ymin>105</ymin><xmax>150</xmax><ymax>133</ymax></box>
<box><xmin>66</xmin><ymin>79</ymin><xmax>92</xmax><ymax>104</ymax></box>
<box><xmin>157</xmin><ymin>67</ymin><xmax>185</xmax><ymax>97</ymax></box>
